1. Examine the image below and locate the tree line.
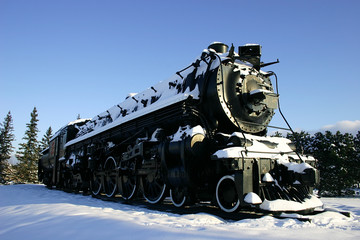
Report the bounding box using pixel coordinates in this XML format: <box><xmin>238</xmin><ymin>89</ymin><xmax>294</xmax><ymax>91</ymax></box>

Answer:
<box><xmin>0</xmin><ymin>107</ymin><xmax>52</xmax><ymax>184</ymax></box>
<box><xmin>1</xmin><ymin>108</ymin><xmax>359</xmax><ymax>196</ymax></box>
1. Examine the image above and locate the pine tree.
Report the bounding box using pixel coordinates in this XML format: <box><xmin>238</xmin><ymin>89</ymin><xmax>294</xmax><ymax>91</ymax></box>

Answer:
<box><xmin>312</xmin><ymin>131</ymin><xmax>358</xmax><ymax>196</ymax></box>
<box><xmin>286</xmin><ymin>130</ymin><xmax>359</xmax><ymax>196</ymax></box>
<box><xmin>351</xmin><ymin>131</ymin><xmax>360</xmax><ymax>186</ymax></box>
<box><xmin>271</xmin><ymin>131</ymin><xmax>284</xmax><ymax>137</ymax></box>
<box><xmin>40</xmin><ymin>126</ymin><xmax>53</xmax><ymax>151</ymax></box>
<box><xmin>0</xmin><ymin>111</ymin><xmax>15</xmax><ymax>183</ymax></box>
<box><xmin>286</xmin><ymin>131</ymin><xmax>312</xmax><ymax>155</ymax></box>
<box><xmin>15</xmin><ymin>107</ymin><xmax>41</xmax><ymax>183</ymax></box>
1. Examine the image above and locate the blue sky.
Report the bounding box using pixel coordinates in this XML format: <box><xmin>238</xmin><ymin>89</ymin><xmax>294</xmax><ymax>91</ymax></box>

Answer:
<box><xmin>1</xmin><ymin>0</ymin><xmax>359</xmax><ymax>153</ymax></box>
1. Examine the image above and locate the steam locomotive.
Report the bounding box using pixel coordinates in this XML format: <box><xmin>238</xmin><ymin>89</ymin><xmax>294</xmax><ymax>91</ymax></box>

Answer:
<box><xmin>38</xmin><ymin>43</ymin><xmax>322</xmax><ymax>213</ymax></box>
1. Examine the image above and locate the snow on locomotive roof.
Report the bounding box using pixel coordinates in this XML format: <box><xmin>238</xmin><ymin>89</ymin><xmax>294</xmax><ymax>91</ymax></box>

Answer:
<box><xmin>50</xmin><ymin>118</ymin><xmax>91</xmax><ymax>142</ymax></box>
<box><xmin>65</xmin><ymin>48</ymin><xmax>229</xmax><ymax>147</ymax></box>
<box><xmin>68</xmin><ymin>118</ymin><xmax>91</xmax><ymax>126</ymax></box>
<box><xmin>245</xmin><ymin>43</ymin><xmax>260</xmax><ymax>46</ymax></box>
<box><xmin>66</xmin><ymin>92</ymin><xmax>197</xmax><ymax>147</ymax></box>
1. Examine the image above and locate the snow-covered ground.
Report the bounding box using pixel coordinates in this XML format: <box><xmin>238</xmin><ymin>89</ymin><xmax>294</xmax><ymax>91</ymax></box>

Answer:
<box><xmin>0</xmin><ymin>184</ymin><xmax>359</xmax><ymax>240</ymax></box>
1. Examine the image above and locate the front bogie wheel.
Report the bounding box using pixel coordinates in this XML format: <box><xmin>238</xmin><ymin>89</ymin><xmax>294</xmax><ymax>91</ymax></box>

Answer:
<box><xmin>216</xmin><ymin>175</ymin><xmax>241</xmax><ymax>213</ymax></box>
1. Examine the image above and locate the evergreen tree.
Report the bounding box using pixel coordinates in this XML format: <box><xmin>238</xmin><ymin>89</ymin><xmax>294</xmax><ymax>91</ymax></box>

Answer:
<box><xmin>352</xmin><ymin>131</ymin><xmax>360</xmax><ymax>185</ymax></box>
<box><xmin>40</xmin><ymin>126</ymin><xmax>53</xmax><ymax>151</ymax></box>
<box><xmin>286</xmin><ymin>130</ymin><xmax>359</xmax><ymax>196</ymax></box>
<box><xmin>286</xmin><ymin>131</ymin><xmax>312</xmax><ymax>155</ymax></box>
<box><xmin>0</xmin><ymin>111</ymin><xmax>15</xmax><ymax>183</ymax></box>
<box><xmin>312</xmin><ymin>131</ymin><xmax>358</xmax><ymax>196</ymax></box>
<box><xmin>15</xmin><ymin>107</ymin><xmax>41</xmax><ymax>183</ymax></box>
<box><xmin>271</xmin><ymin>131</ymin><xmax>284</xmax><ymax>137</ymax></box>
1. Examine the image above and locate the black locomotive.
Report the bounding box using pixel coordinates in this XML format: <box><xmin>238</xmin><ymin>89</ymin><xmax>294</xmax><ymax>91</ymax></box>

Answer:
<box><xmin>38</xmin><ymin>43</ymin><xmax>322</xmax><ymax>213</ymax></box>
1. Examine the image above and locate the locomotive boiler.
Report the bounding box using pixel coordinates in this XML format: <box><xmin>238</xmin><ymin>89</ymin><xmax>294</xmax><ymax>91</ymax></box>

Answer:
<box><xmin>38</xmin><ymin>42</ymin><xmax>322</xmax><ymax>213</ymax></box>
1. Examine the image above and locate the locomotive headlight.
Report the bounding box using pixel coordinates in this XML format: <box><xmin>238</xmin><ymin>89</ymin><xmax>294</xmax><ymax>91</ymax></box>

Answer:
<box><xmin>249</xmin><ymin>90</ymin><xmax>278</xmax><ymax>109</ymax></box>
<box><xmin>242</xmin><ymin>75</ymin><xmax>278</xmax><ymax>112</ymax></box>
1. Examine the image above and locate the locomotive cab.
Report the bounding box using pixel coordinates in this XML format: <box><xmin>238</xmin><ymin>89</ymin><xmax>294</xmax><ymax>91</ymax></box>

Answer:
<box><xmin>38</xmin><ymin>119</ymin><xmax>90</xmax><ymax>187</ymax></box>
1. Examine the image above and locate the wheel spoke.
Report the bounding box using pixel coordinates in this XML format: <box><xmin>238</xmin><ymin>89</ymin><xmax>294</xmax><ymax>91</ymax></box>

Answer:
<box><xmin>121</xmin><ymin>175</ymin><xmax>137</xmax><ymax>200</ymax></box>
<box><xmin>142</xmin><ymin>173</ymin><xmax>167</xmax><ymax>204</ymax></box>
<box><xmin>120</xmin><ymin>160</ymin><xmax>138</xmax><ymax>200</ymax></box>
<box><xmin>91</xmin><ymin>171</ymin><xmax>102</xmax><ymax>196</ymax></box>
<box><xmin>104</xmin><ymin>156</ymin><xmax>118</xmax><ymax>197</ymax></box>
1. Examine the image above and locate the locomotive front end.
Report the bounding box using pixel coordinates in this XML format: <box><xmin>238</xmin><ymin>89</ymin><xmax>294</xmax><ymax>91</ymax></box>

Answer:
<box><xmin>203</xmin><ymin>43</ymin><xmax>279</xmax><ymax>135</ymax></box>
<box><xmin>212</xmin><ymin>133</ymin><xmax>322</xmax><ymax>213</ymax></box>
<box><xmin>202</xmin><ymin>43</ymin><xmax>322</xmax><ymax>213</ymax></box>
